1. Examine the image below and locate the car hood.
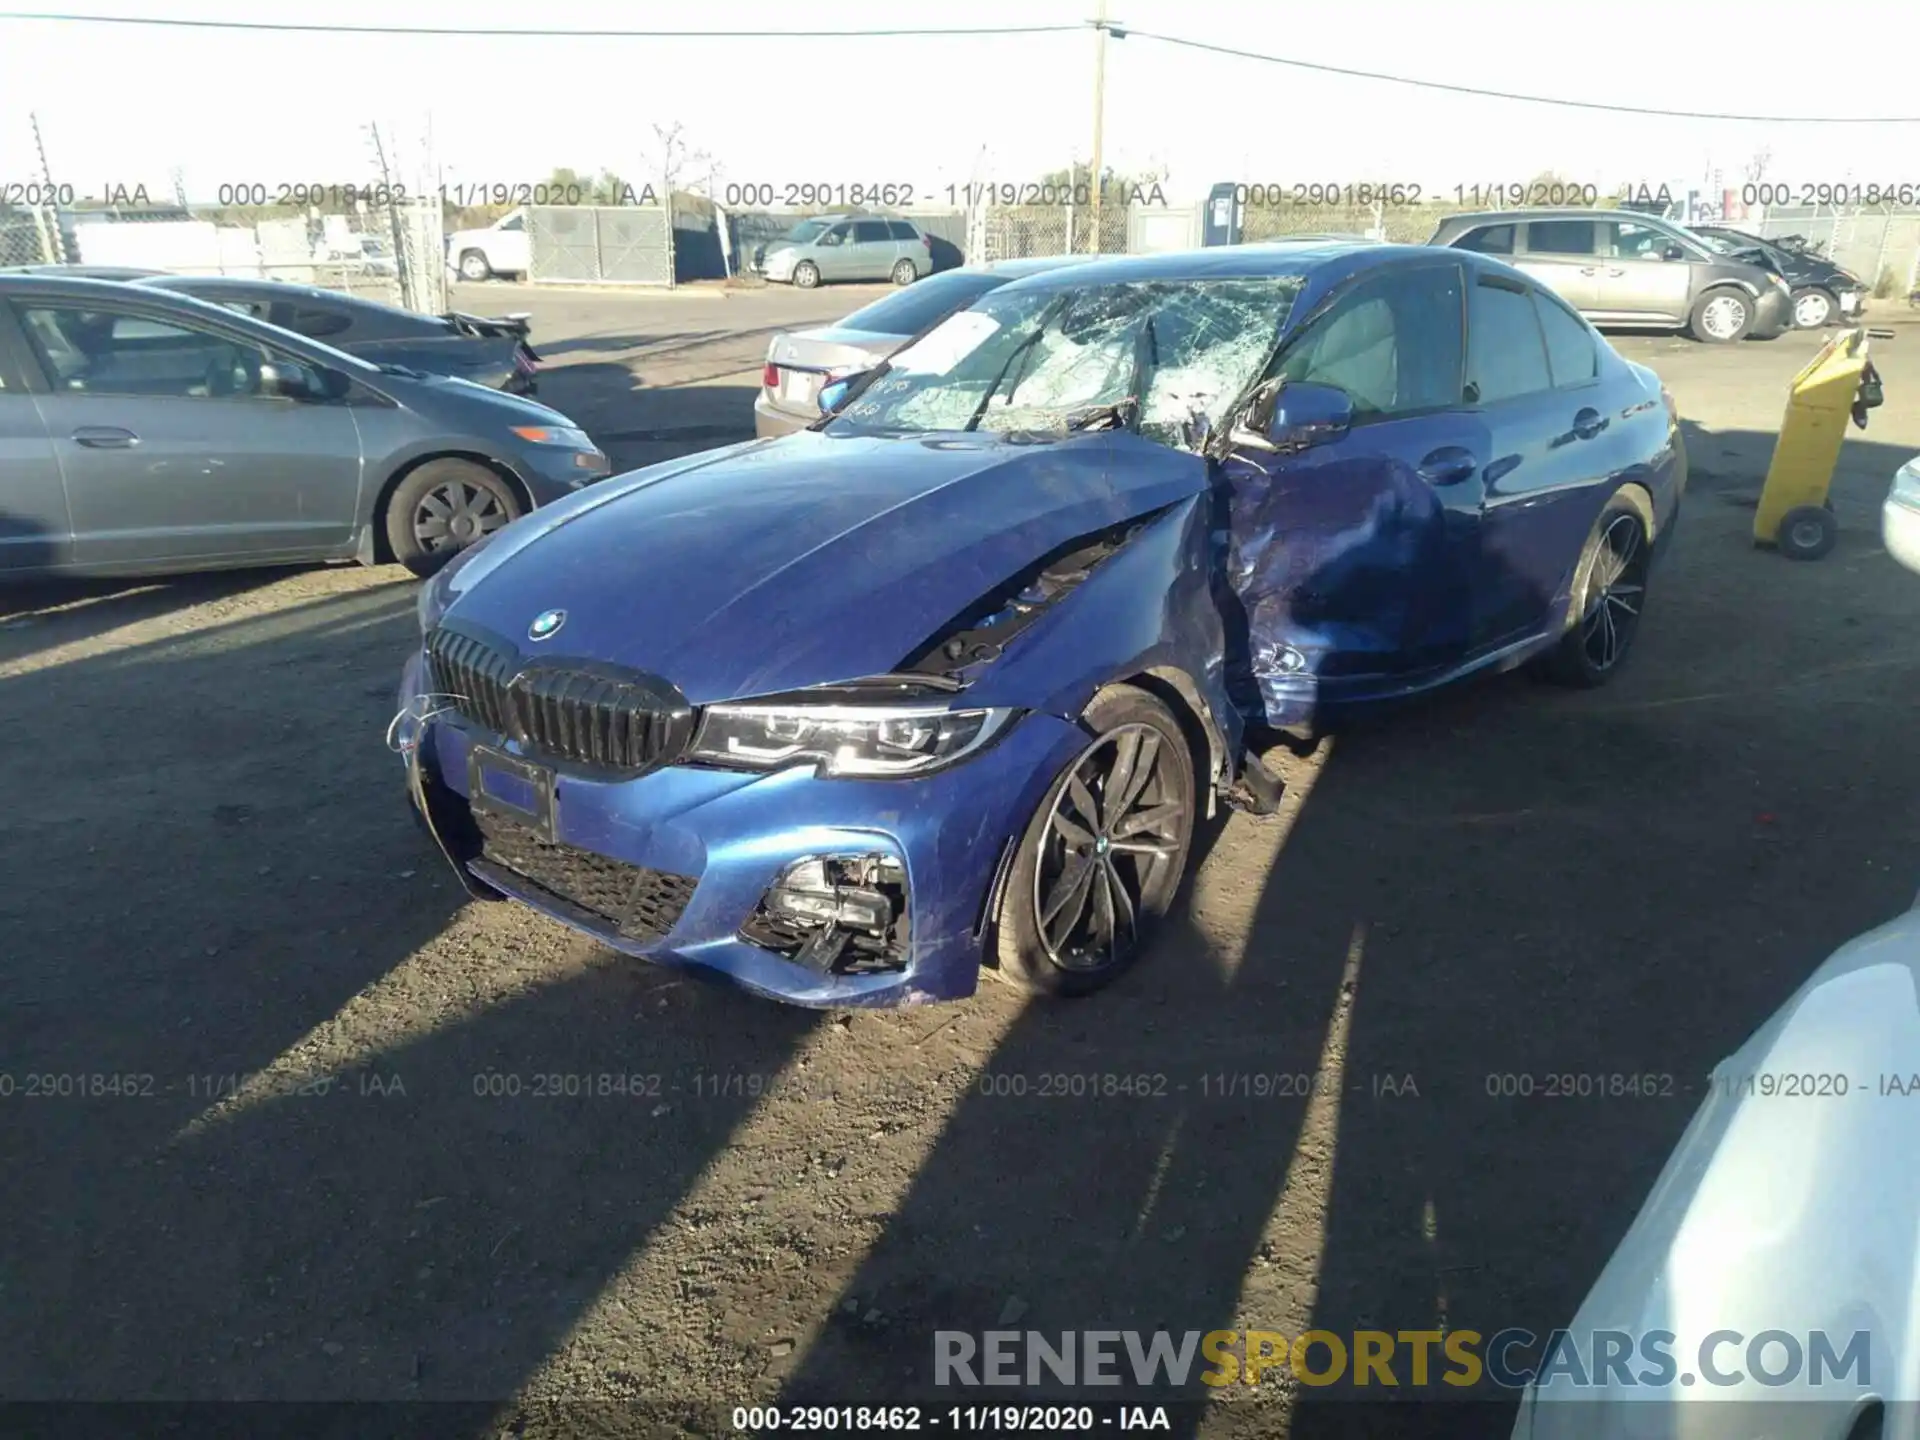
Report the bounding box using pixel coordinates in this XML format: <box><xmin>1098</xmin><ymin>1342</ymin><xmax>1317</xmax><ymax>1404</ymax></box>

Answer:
<box><xmin>1518</xmin><ymin>906</ymin><xmax>1920</xmax><ymax>1432</ymax></box>
<box><xmin>438</xmin><ymin>428</ymin><xmax>1207</xmax><ymax>704</ymax></box>
<box><xmin>372</xmin><ymin>366</ymin><xmax>571</xmax><ymax>425</ymax></box>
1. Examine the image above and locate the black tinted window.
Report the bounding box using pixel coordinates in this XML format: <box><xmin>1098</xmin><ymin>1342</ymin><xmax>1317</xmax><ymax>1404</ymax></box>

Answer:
<box><xmin>1526</xmin><ymin>221</ymin><xmax>1597</xmax><ymax>256</ymax></box>
<box><xmin>285</xmin><ymin>306</ymin><xmax>351</xmax><ymax>338</ymax></box>
<box><xmin>1465</xmin><ymin>281</ymin><xmax>1551</xmax><ymax>403</ymax></box>
<box><xmin>1457</xmin><ymin>224</ymin><xmax>1514</xmax><ymax>254</ymax></box>
<box><xmin>886</xmin><ymin>221</ymin><xmax>918</xmax><ymax>241</ymax></box>
<box><xmin>1274</xmin><ymin>264</ymin><xmax>1463</xmax><ymax>416</ymax></box>
<box><xmin>836</xmin><ymin>270</ymin><xmax>1002</xmax><ymax>337</ymax></box>
<box><xmin>852</xmin><ymin>221</ymin><xmax>891</xmax><ymax>244</ymax></box>
<box><xmin>1533</xmin><ymin>293</ymin><xmax>1598</xmax><ymax>387</ymax></box>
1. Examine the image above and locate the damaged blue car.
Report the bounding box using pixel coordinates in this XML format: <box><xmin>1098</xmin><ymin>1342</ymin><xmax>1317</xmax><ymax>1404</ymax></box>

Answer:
<box><xmin>391</xmin><ymin>243</ymin><xmax>1686</xmax><ymax>1007</ymax></box>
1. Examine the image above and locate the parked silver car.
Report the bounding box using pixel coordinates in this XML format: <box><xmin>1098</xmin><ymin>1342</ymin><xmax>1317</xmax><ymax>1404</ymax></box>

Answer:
<box><xmin>754</xmin><ymin>215</ymin><xmax>931</xmax><ymax>288</ymax></box>
<box><xmin>1430</xmin><ymin>209</ymin><xmax>1792</xmax><ymax>343</ymax></box>
<box><xmin>0</xmin><ymin>274</ymin><xmax>607</xmax><ymax>580</ymax></box>
<box><xmin>753</xmin><ymin>255</ymin><xmax>1094</xmax><ymax>437</ymax></box>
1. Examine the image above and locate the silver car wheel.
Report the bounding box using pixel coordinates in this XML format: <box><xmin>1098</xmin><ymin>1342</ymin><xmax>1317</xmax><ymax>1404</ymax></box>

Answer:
<box><xmin>414</xmin><ymin>479</ymin><xmax>511</xmax><ymax>553</ymax></box>
<box><xmin>1793</xmin><ymin>291</ymin><xmax>1832</xmax><ymax>328</ymax></box>
<box><xmin>1701</xmin><ymin>294</ymin><xmax>1748</xmax><ymax>340</ymax></box>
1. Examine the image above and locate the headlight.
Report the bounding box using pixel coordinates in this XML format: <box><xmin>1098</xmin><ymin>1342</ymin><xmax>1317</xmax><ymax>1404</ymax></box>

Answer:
<box><xmin>1891</xmin><ymin>458</ymin><xmax>1920</xmax><ymax>513</ymax></box>
<box><xmin>689</xmin><ymin>704</ymin><xmax>1015</xmax><ymax>778</ymax></box>
<box><xmin>510</xmin><ymin>424</ymin><xmax>593</xmax><ymax>448</ymax></box>
<box><xmin>415</xmin><ymin>531</ymin><xmax>495</xmax><ymax>632</ymax></box>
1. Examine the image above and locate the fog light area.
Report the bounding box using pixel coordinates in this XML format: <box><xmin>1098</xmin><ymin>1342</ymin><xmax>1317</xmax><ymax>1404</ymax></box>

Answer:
<box><xmin>740</xmin><ymin>854</ymin><xmax>909</xmax><ymax>975</ymax></box>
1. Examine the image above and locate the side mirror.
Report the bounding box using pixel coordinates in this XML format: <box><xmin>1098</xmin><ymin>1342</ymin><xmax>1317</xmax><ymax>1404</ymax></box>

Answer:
<box><xmin>816</xmin><ymin>369</ymin><xmax>871</xmax><ymax>416</ymax></box>
<box><xmin>1662</xmin><ymin>243</ymin><xmax>1687</xmax><ymax>261</ymax></box>
<box><xmin>1240</xmin><ymin>380</ymin><xmax>1352</xmax><ymax>453</ymax></box>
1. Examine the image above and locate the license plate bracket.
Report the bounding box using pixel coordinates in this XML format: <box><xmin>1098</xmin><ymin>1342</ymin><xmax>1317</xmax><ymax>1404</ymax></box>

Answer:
<box><xmin>469</xmin><ymin>745</ymin><xmax>557</xmax><ymax>843</ymax></box>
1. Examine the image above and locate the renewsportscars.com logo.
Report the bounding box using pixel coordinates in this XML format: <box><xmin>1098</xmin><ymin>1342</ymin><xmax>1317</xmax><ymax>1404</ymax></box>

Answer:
<box><xmin>934</xmin><ymin>1328</ymin><xmax>1873</xmax><ymax>1391</ymax></box>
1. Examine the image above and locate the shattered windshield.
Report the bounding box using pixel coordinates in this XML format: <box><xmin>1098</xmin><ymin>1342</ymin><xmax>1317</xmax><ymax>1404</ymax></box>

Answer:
<box><xmin>825</xmin><ymin>276</ymin><xmax>1304</xmax><ymax>450</ymax></box>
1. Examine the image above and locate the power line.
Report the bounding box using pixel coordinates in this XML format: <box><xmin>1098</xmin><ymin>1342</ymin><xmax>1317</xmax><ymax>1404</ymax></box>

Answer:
<box><xmin>5</xmin><ymin>10</ymin><xmax>1918</xmax><ymax>122</ymax></box>
<box><xmin>0</xmin><ymin>11</ymin><xmax>1080</xmax><ymax>38</ymax></box>
<box><xmin>1122</xmin><ymin>29</ymin><xmax>1920</xmax><ymax>124</ymax></box>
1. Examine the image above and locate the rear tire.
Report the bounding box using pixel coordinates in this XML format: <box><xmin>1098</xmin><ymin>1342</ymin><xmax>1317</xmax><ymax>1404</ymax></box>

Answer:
<box><xmin>384</xmin><ymin>458</ymin><xmax>523</xmax><ymax>578</ymax></box>
<box><xmin>1687</xmin><ymin>288</ymin><xmax>1753</xmax><ymax>343</ymax></box>
<box><xmin>1537</xmin><ymin>490</ymin><xmax>1654</xmax><ymax>688</ymax></box>
<box><xmin>890</xmin><ymin>259</ymin><xmax>918</xmax><ymax>286</ymax></box>
<box><xmin>989</xmin><ymin>687</ymin><xmax>1196</xmax><ymax>998</ymax></box>
<box><xmin>457</xmin><ymin>249</ymin><xmax>493</xmax><ymax>282</ymax></box>
<box><xmin>792</xmin><ymin>261</ymin><xmax>820</xmax><ymax>289</ymax></box>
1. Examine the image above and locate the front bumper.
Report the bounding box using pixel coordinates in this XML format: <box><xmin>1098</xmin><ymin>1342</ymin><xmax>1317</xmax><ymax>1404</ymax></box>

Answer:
<box><xmin>1749</xmin><ymin>286</ymin><xmax>1792</xmax><ymax>338</ymax></box>
<box><xmin>394</xmin><ymin>650</ymin><xmax>1085</xmax><ymax>1007</ymax></box>
<box><xmin>1837</xmin><ymin>288</ymin><xmax>1865</xmax><ymax>317</ymax></box>
<box><xmin>511</xmin><ymin>445</ymin><xmax>612</xmax><ymax>505</ymax></box>
<box><xmin>1884</xmin><ymin>494</ymin><xmax>1920</xmax><ymax>575</ymax></box>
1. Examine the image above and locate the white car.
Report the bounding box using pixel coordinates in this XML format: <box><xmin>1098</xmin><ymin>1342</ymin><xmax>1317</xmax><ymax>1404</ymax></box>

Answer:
<box><xmin>1516</xmin><ymin>463</ymin><xmax>1920</xmax><ymax>1440</ymax></box>
<box><xmin>446</xmin><ymin>209</ymin><xmax>529</xmax><ymax>282</ymax></box>
<box><xmin>1884</xmin><ymin>455</ymin><xmax>1920</xmax><ymax>575</ymax></box>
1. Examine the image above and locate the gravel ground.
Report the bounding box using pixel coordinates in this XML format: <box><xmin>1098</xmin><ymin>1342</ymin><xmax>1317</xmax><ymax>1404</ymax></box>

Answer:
<box><xmin>3</xmin><ymin>285</ymin><xmax>1917</xmax><ymax>1438</ymax></box>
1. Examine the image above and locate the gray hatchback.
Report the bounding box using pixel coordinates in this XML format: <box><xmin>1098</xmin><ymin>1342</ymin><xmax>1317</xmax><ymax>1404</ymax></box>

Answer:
<box><xmin>0</xmin><ymin>275</ymin><xmax>608</xmax><ymax>581</ymax></box>
<box><xmin>755</xmin><ymin>215</ymin><xmax>932</xmax><ymax>288</ymax></box>
<box><xmin>1429</xmin><ymin>208</ymin><xmax>1792</xmax><ymax>343</ymax></box>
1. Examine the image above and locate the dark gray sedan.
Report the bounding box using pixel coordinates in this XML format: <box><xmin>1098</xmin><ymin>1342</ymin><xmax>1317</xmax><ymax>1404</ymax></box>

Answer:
<box><xmin>754</xmin><ymin>255</ymin><xmax>1096</xmax><ymax>438</ymax></box>
<box><xmin>0</xmin><ymin>274</ymin><xmax>607</xmax><ymax>580</ymax></box>
<box><xmin>134</xmin><ymin>275</ymin><xmax>541</xmax><ymax>394</ymax></box>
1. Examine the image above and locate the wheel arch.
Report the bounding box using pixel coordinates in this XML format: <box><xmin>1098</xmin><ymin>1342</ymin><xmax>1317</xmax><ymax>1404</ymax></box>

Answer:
<box><xmin>1098</xmin><ymin>668</ymin><xmax>1230</xmax><ymax>816</ymax></box>
<box><xmin>361</xmin><ymin>450</ymin><xmax>535</xmax><ymax>565</ymax></box>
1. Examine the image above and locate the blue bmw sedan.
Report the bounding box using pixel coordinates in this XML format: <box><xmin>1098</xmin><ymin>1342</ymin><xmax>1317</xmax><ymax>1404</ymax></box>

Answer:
<box><xmin>391</xmin><ymin>243</ymin><xmax>1686</xmax><ymax>1007</ymax></box>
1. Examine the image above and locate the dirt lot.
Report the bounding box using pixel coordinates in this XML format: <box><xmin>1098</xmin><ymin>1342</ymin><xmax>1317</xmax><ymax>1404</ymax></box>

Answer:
<box><xmin>4</xmin><ymin>281</ymin><xmax>1919</xmax><ymax>1437</ymax></box>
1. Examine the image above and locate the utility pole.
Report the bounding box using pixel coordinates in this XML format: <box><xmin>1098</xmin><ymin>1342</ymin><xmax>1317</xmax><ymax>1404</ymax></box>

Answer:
<box><xmin>1087</xmin><ymin>3</ymin><xmax>1110</xmax><ymax>254</ymax></box>
<box><xmin>30</xmin><ymin>111</ymin><xmax>67</xmax><ymax>263</ymax></box>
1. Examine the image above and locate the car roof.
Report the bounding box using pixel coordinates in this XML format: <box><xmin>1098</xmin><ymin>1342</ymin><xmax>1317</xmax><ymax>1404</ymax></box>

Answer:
<box><xmin>1438</xmin><ymin>208</ymin><xmax>1683</xmax><ymax>227</ymax></box>
<box><xmin>994</xmin><ymin>241</ymin><xmax>1426</xmax><ymax>291</ymax></box>
<box><xmin>974</xmin><ymin>255</ymin><xmax>1100</xmax><ymax>278</ymax></box>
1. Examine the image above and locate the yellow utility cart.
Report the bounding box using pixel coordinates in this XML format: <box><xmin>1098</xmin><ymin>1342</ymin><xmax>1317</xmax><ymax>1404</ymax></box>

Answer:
<box><xmin>1754</xmin><ymin>327</ymin><xmax>1885</xmax><ymax>560</ymax></box>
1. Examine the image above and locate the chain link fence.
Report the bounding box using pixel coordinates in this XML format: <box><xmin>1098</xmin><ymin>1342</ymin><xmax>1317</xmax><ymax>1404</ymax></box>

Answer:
<box><xmin>526</xmin><ymin>203</ymin><xmax>674</xmax><ymax>286</ymax></box>
<box><xmin>0</xmin><ymin>207</ymin><xmax>57</xmax><ymax>266</ymax></box>
<box><xmin>1751</xmin><ymin>206</ymin><xmax>1920</xmax><ymax>299</ymax></box>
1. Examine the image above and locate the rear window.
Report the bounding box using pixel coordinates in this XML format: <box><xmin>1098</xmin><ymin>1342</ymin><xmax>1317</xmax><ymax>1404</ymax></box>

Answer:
<box><xmin>886</xmin><ymin>221</ymin><xmax>919</xmax><ymax>241</ymax></box>
<box><xmin>834</xmin><ymin>270</ymin><xmax>1005</xmax><ymax>338</ymax></box>
<box><xmin>1455</xmin><ymin>224</ymin><xmax>1515</xmax><ymax>255</ymax></box>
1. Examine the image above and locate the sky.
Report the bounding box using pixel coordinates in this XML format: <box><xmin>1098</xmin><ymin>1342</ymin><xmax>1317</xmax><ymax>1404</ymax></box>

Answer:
<box><xmin>2</xmin><ymin>1</ymin><xmax>1918</xmax><ymax>208</ymax></box>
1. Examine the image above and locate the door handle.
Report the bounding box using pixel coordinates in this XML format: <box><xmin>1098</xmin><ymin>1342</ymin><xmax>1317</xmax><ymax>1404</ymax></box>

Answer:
<box><xmin>1416</xmin><ymin>446</ymin><xmax>1478</xmax><ymax>486</ymax></box>
<box><xmin>72</xmin><ymin>426</ymin><xmax>139</xmax><ymax>449</ymax></box>
<box><xmin>1572</xmin><ymin>408</ymin><xmax>1606</xmax><ymax>441</ymax></box>
<box><xmin>1606</xmin><ymin>267</ymin><xmax>1626</xmax><ymax>277</ymax></box>
<box><xmin>1578</xmin><ymin>266</ymin><xmax>1598</xmax><ymax>276</ymax></box>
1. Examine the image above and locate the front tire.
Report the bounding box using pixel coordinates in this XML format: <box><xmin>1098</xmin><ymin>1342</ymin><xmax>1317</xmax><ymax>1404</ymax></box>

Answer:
<box><xmin>989</xmin><ymin>687</ymin><xmax>1196</xmax><ymax>997</ymax></box>
<box><xmin>384</xmin><ymin>458</ymin><xmax>523</xmax><ymax>578</ymax></box>
<box><xmin>457</xmin><ymin>249</ymin><xmax>493</xmax><ymax>282</ymax></box>
<box><xmin>890</xmin><ymin>258</ymin><xmax>918</xmax><ymax>286</ymax></box>
<box><xmin>1688</xmin><ymin>288</ymin><xmax>1753</xmax><ymax>343</ymax></box>
<box><xmin>1537</xmin><ymin>490</ymin><xmax>1654</xmax><ymax>688</ymax></box>
<box><xmin>792</xmin><ymin>261</ymin><xmax>820</xmax><ymax>289</ymax></box>
<box><xmin>1792</xmin><ymin>288</ymin><xmax>1836</xmax><ymax>329</ymax></box>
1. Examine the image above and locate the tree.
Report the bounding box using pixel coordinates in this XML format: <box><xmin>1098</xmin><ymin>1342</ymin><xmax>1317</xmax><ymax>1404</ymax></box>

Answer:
<box><xmin>643</xmin><ymin>122</ymin><xmax>714</xmax><ymax>198</ymax></box>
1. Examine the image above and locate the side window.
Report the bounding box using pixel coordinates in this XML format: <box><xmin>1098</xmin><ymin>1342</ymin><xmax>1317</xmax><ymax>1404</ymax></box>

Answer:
<box><xmin>886</xmin><ymin>221</ymin><xmax>919</xmax><ymax>242</ymax></box>
<box><xmin>1273</xmin><ymin>265</ymin><xmax>1464</xmax><ymax>418</ymax></box>
<box><xmin>817</xmin><ymin>224</ymin><xmax>850</xmax><ymax>248</ymax></box>
<box><xmin>1456</xmin><ymin>224</ymin><xmax>1514</xmax><ymax>255</ymax></box>
<box><xmin>218</xmin><ymin>300</ymin><xmax>270</xmax><ymax>322</ymax></box>
<box><xmin>497</xmin><ymin>214</ymin><xmax>525</xmax><ymax>233</ymax></box>
<box><xmin>1524</xmin><ymin>221</ymin><xmax>1598</xmax><ymax>257</ymax></box>
<box><xmin>13</xmin><ymin>304</ymin><xmax>275</xmax><ymax>399</ymax></box>
<box><xmin>1465</xmin><ymin>280</ymin><xmax>1552</xmax><ymax>404</ymax></box>
<box><xmin>1606</xmin><ymin>222</ymin><xmax>1674</xmax><ymax>260</ymax></box>
<box><xmin>1533</xmin><ymin>292</ymin><xmax>1599</xmax><ymax>387</ymax></box>
<box><xmin>853</xmin><ymin>220</ymin><xmax>891</xmax><ymax>244</ymax></box>
<box><xmin>287</xmin><ymin>306</ymin><xmax>351</xmax><ymax>339</ymax></box>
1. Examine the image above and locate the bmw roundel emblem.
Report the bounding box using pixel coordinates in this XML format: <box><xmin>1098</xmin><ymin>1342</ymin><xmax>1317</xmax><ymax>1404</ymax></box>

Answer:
<box><xmin>527</xmin><ymin>609</ymin><xmax>567</xmax><ymax>642</ymax></box>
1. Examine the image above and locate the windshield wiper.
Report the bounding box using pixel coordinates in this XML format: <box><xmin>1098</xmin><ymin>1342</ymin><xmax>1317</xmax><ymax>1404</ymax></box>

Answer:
<box><xmin>964</xmin><ymin>296</ymin><xmax>1069</xmax><ymax>432</ymax></box>
<box><xmin>1063</xmin><ymin>399</ymin><xmax>1138</xmax><ymax>432</ymax></box>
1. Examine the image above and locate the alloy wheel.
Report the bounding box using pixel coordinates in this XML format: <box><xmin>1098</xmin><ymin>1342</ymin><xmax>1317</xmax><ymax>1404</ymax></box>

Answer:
<box><xmin>1793</xmin><ymin>291</ymin><xmax>1832</xmax><ymax>328</ymax></box>
<box><xmin>413</xmin><ymin>479</ymin><xmax>511</xmax><ymax>553</ymax></box>
<box><xmin>1032</xmin><ymin>723</ymin><xmax>1189</xmax><ymax>973</ymax></box>
<box><xmin>1581</xmin><ymin>514</ymin><xmax>1648</xmax><ymax>673</ymax></box>
<box><xmin>1701</xmin><ymin>295</ymin><xmax>1747</xmax><ymax>340</ymax></box>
